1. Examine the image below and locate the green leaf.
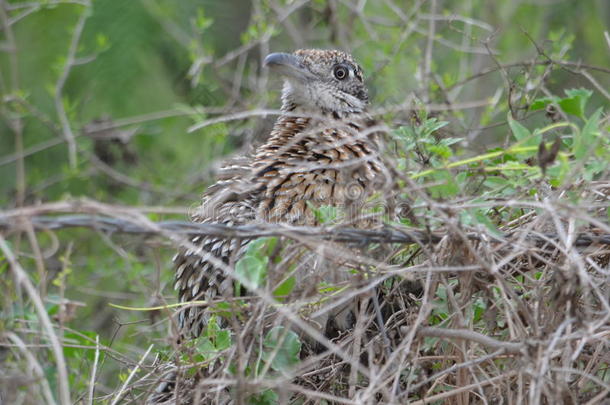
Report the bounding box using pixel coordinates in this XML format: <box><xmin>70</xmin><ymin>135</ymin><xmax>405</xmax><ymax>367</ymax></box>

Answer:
<box><xmin>574</xmin><ymin>108</ymin><xmax>602</xmax><ymax>160</ymax></box>
<box><xmin>562</xmin><ymin>88</ymin><xmax>592</xmax><ymax>119</ymax></box>
<box><xmin>262</xmin><ymin>326</ymin><xmax>301</xmax><ymax>372</ymax></box>
<box><xmin>427</xmin><ymin>144</ymin><xmax>452</xmax><ymax>159</ymax></box>
<box><xmin>429</xmin><ymin>170</ymin><xmax>459</xmax><ymax>198</ymax></box>
<box><xmin>507</xmin><ymin>115</ymin><xmax>542</xmax><ymax>159</ymax></box>
<box><xmin>235</xmin><ymin>255</ymin><xmax>267</xmax><ymax>289</ymax></box>
<box><xmin>210</xmin><ymin>301</ymin><xmax>234</xmax><ymax>319</ymax></box>
<box><xmin>206</xmin><ymin>314</ymin><xmax>221</xmax><ymax>336</ymax></box>
<box><xmin>558</xmin><ymin>97</ymin><xmax>580</xmax><ymax>118</ymax></box>
<box><xmin>247</xmin><ymin>237</ymin><xmax>277</xmax><ymax>260</ymax></box>
<box><xmin>423</xmin><ymin>118</ymin><xmax>449</xmax><ymax>135</ymax></box>
<box><xmin>472</xmin><ymin>298</ymin><xmax>486</xmax><ymax>323</ymax></box>
<box><xmin>507</xmin><ymin>116</ymin><xmax>528</xmax><ymax>141</ymax></box>
<box><xmin>273</xmin><ymin>276</ymin><xmax>296</xmax><ymax>300</ymax></box>
<box><xmin>195</xmin><ymin>8</ymin><xmax>214</xmax><ymax>32</ymax></box>
<box><xmin>191</xmin><ymin>316</ymin><xmax>231</xmax><ymax>362</ymax></box>
<box><xmin>455</xmin><ymin>171</ymin><xmax>468</xmax><ymax>187</ymax></box>
<box><xmin>195</xmin><ymin>337</ymin><xmax>216</xmax><ymax>358</ymax></box>
<box><xmin>440</xmin><ymin>137</ymin><xmax>463</xmax><ymax>147</ymax></box>
<box><xmin>530</xmin><ymin>97</ymin><xmax>554</xmax><ymax>111</ymax></box>
<box><xmin>215</xmin><ymin>329</ymin><xmax>231</xmax><ymax>351</ymax></box>
<box><xmin>308</xmin><ymin>203</ymin><xmax>340</xmax><ymax>224</ymax></box>
<box><xmin>483</xmin><ymin>176</ymin><xmax>508</xmax><ymax>189</ymax></box>
<box><xmin>247</xmin><ymin>389</ymin><xmax>279</xmax><ymax>405</ymax></box>
<box><xmin>460</xmin><ymin>208</ymin><xmax>502</xmax><ymax>237</ymax></box>
<box><xmin>584</xmin><ymin>160</ymin><xmax>607</xmax><ymax>181</ymax></box>
<box><xmin>235</xmin><ymin>237</ymin><xmax>278</xmax><ymax>289</ymax></box>
<box><xmin>533</xmin><ymin>89</ymin><xmax>593</xmax><ymax>119</ymax></box>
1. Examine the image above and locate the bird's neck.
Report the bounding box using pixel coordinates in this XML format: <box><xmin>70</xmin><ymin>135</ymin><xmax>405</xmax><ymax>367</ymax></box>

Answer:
<box><xmin>280</xmin><ymin>81</ymin><xmax>366</xmax><ymax>119</ymax></box>
<box><xmin>261</xmin><ymin>109</ymin><xmax>373</xmax><ymax>153</ymax></box>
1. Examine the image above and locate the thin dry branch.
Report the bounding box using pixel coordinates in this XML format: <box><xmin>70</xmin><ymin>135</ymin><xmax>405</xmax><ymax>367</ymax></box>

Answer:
<box><xmin>407</xmin><ymin>370</ymin><xmax>519</xmax><ymax>405</ymax></box>
<box><xmin>1</xmin><ymin>212</ymin><xmax>609</xmax><ymax>248</ymax></box>
<box><xmin>53</xmin><ymin>1</ymin><xmax>91</xmax><ymax>168</ymax></box>
<box><xmin>0</xmin><ymin>0</ymin><xmax>25</xmax><ymax>208</ymax></box>
<box><xmin>0</xmin><ymin>236</ymin><xmax>71</xmax><ymax>405</ymax></box>
<box><xmin>6</xmin><ymin>332</ymin><xmax>57</xmax><ymax>405</ymax></box>
<box><xmin>417</xmin><ymin>326</ymin><xmax>523</xmax><ymax>354</ymax></box>
<box><xmin>110</xmin><ymin>344</ymin><xmax>154</xmax><ymax>405</ymax></box>
<box><xmin>88</xmin><ymin>334</ymin><xmax>100</xmax><ymax>405</ymax></box>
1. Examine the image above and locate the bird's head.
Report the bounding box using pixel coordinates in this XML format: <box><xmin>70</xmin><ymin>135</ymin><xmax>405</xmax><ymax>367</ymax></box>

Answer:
<box><xmin>264</xmin><ymin>49</ymin><xmax>368</xmax><ymax>116</ymax></box>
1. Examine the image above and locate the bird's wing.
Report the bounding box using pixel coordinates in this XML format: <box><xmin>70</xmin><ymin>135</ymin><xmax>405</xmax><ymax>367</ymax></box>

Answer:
<box><xmin>173</xmin><ymin>155</ymin><xmax>258</xmax><ymax>336</ymax></box>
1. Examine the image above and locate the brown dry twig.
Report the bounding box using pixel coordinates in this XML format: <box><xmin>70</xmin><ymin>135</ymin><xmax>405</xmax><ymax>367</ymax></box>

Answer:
<box><xmin>1</xmin><ymin>210</ymin><xmax>610</xmax><ymax>248</ymax></box>
<box><xmin>0</xmin><ymin>236</ymin><xmax>71</xmax><ymax>405</ymax></box>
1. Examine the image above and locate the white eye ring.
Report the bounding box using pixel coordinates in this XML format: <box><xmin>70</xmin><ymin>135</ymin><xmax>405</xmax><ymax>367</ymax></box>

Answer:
<box><xmin>333</xmin><ymin>65</ymin><xmax>349</xmax><ymax>80</ymax></box>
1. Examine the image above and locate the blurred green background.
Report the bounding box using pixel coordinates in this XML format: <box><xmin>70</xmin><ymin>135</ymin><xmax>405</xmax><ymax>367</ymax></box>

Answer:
<box><xmin>2</xmin><ymin>0</ymin><xmax>608</xmax><ymax>207</ymax></box>
<box><xmin>1</xmin><ymin>0</ymin><xmax>609</xmax><ymax>398</ymax></box>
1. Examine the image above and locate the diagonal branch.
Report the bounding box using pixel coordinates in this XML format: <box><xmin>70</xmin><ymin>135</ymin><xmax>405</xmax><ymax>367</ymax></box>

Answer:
<box><xmin>0</xmin><ymin>236</ymin><xmax>71</xmax><ymax>405</ymax></box>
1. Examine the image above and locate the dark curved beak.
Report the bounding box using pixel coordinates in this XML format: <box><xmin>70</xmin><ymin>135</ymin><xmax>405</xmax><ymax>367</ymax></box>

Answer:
<box><xmin>263</xmin><ymin>52</ymin><xmax>312</xmax><ymax>81</ymax></box>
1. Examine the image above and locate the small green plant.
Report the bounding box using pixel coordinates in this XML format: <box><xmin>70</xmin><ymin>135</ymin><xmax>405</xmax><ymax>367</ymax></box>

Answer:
<box><xmin>189</xmin><ymin>315</ymin><xmax>232</xmax><ymax>365</ymax></box>
<box><xmin>235</xmin><ymin>237</ymin><xmax>277</xmax><ymax>290</ymax></box>
<box><xmin>260</xmin><ymin>326</ymin><xmax>301</xmax><ymax>373</ymax></box>
<box><xmin>232</xmin><ymin>241</ymin><xmax>303</xmax><ymax>404</ymax></box>
<box><xmin>392</xmin><ymin>89</ymin><xmax>608</xmax><ymax>233</ymax></box>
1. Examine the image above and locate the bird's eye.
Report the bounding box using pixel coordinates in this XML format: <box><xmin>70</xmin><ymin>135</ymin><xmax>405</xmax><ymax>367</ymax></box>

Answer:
<box><xmin>333</xmin><ymin>65</ymin><xmax>349</xmax><ymax>80</ymax></box>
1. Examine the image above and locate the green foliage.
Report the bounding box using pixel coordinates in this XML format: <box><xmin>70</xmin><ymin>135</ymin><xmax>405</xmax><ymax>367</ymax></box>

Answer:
<box><xmin>392</xmin><ymin>116</ymin><xmax>454</xmax><ymax>162</ymax></box>
<box><xmin>261</xmin><ymin>326</ymin><xmax>301</xmax><ymax>373</ymax></box>
<box><xmin>273</xmin><ymin>275</ymin><xmax>296</xmax><ymax>301</ymax></box>
<box><xmin>393</xmin><ymin>89</ymin><xmax>608</xmax><ymax>233</ymax></box>
<box><xmin>530</xmin><ymin>88</ymin><xmax>593</xmax><ymax>119</ymax></box>
<box><xmin>242</xmin><ymin>326</ymin><xmax>302</xmax><ymax>405</ymax></box>
<box><xmin>307</xmin><ymin>202</ymin><xmax>341</xmax><ymax>224</ymax></box>
<box><xmin>247</xmin><ymin>389</ymin><xmax>279</xmax><ymax>405</ymax></box>
<box><xmin>187</xmin><ymin>315</ymin><xmax>232</xmax><ymax>365</ymax></box>
<box><xmin>233</xmin><ymin>240</ymin><xmax>303</xmax><ymax>404</ymax></box>
<box><xmin>235</xmin><ymin>237</ymin><xmax>278</xmax><ymax>291</ymax></box>
<box><xmin>507</xmin><ymin>114</ymin><xmax>541</xmax><ymax>150</ymax></box>
<box><xmin>392</xmin><ymin>114</ymin><xmax>462</xmax><ymax>199</ymax></box>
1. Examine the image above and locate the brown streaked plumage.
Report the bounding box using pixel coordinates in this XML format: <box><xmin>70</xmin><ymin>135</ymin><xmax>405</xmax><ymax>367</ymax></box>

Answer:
<box><xmin>173</xmin><ymin>49</ymin><xmax>388</xmax><ymax>338</ymax></box>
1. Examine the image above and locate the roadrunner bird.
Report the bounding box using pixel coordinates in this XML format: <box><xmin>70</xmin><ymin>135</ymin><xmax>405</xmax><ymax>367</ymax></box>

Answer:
<box><xmin>173</xmin><ymin>49</ymin><xmax>389</xmax><ymax>338</ymax></box>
